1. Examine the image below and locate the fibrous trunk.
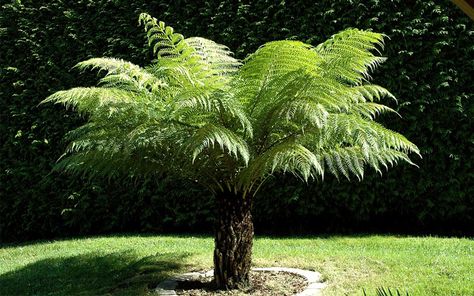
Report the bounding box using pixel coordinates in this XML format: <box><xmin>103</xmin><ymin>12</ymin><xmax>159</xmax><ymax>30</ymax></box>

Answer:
<box><xmin>213</xmin><ymin>190</ymin><xmax>253</xmax><ymax>290</ymax></box>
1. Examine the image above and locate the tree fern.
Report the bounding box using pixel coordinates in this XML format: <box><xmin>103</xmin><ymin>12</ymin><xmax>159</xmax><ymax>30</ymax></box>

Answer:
<box><xmin>43</xmin><ymin>13</ymin><xmax>420</xmax><ymax>289</ymax></box>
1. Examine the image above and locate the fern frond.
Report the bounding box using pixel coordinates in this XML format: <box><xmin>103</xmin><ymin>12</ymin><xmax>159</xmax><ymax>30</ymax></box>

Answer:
<box><xmin>349</xmin><ymin>84</ymin><xmax>397</xmax><ymax>103</ymax></box>
<box><xmin>139</xmin><ymin>13</ymin><xmax>210</xmax><ymax>87</ymax></box>
<box><xmin>41</xmin><ymin>87</ymin><xmax>142</xmax><ymax>114</ymax></box>
<box><xmin>185</xmin><ymin>37</ymin><xmax>242</xmax><ymax>75</ymax></box>
<box><xmin>315</xmin><ymin>29</ymin><xmax>387</xmax><ymax>85</ymax></box>
<box><xmin>175</xmin><ymin>89</ymin><xmax>253</xmax><ymax>137</ymax></box>
<box><xmin>236</xmin><ymin>40</ymin><xmax>322</xmax><ymax>109</ymax></box>
<box><xmin>139</xmin><ymin>13</ymin><xmax>240</xmax><ymax>92</ymax></box>
<box><xmin>238</xmin><ymin>141</ymin><xmax>323</xmax><ymax>191</ymax></box>
<box><xmin>139</xmin><ymin>13</ymin><xmax>185</xmax><ymax>58</ymax></box>
<box><xmin>318</xmin><ymin>145</ymin><xmax>416</xmax><ymax>180</ymax></box>
<box><xmin>322</xmin><ymin>146</ymin><xmax>364</xmax><ymax>180</ymax></box>
<box><xmin>325</xmin><ymin>114</ymin><xmax>419</xmax><ymax>155</ymax></box>
<box><xmin>76</xmin><ymin>58</ymin><xmax>167</xmax><ymax>93</ymax></box>
<box><xmin>185</xmin><ymin>123</ymin><xmax>250</xmax><ymax>164</ymax></box>
<box><xmin>279</xmin><ymin>97</ymin><xmax>329</xmax><ymax>128</ymax></box>
<box><xmin>350</xmin><ymin>102</ymin><xmax>399</xmax><ymax>119</ymax></box>
<box><xmin>248</xmin><ymin>69</ymin><xmax>349</xmax><ymax>152</ymax></box>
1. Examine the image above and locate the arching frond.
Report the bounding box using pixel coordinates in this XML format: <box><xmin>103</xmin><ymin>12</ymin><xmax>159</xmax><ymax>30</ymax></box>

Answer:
<box><xmin>139</xmin><ymin>13</ymin><xmax>227</xmax><ymax>89</ymax></box>
<box><xmin>236</xmin><ymin>40</ymin><xmax>322</xmax><ymax>109</ymax></box>
<box><xmin>322</xmin><ymin>146</ymin><xmax>365</xmax><ymax>180</ymax></box>
<box><xmin>321</xmin><ymin>145</ymin><xmax>416</xmax><ymax>180</ymax></box>
<box><xmin>350</xmin><ymin>102</ymin><xmax>399</xmax><ymax>119</ymax></box>
<box><xmin>315</xmin><ymin>29</ymin><xmax>387</xmax><ymax>85</ymax></box>
<box><xmin>185</xmin><ymin>37</ymin><xmax>242</xmax><ymax>76</ymax></box>
<box><xmin>139</xmin><ymin>13</ymin><xmax>206</xmax><ymax>86</ymax></box>
<box><xmin>138</xmin><ymin>13</ymin><xmax>188</xmax><ymax>59</ymax></box>
<box><xmin>175</xmin><ymin>89</ymin><xmax>253</xmax><ymax>137</ymax></box>
<box><xmin>238</xmin><ymin>141</ymin><xmax>323</xmax><ymax>192</ymax></box>
<box><xmin>185</xmin><ymin>123</ymin><xmax>250</xmax><ymax>164</ymax></box>
<box><xmin>76</xmin><ymin>57</ymin><xmax>167</xmax><ymax>93</ymax></box>
<box><xmin>278</xmin><ymin>97</ymin><xmax>329</xmax><ymax>128</ymax></box>
<box><xmin>42</xmin><ymin>87</ymin><xmax>141</xmax><ymax>113</ymax></box>
<box><xmin>248</xmin><ymin>69</ymin><xmax>349</xmax><ymax>152</ymax></box>
<box><xmin>348</xmin><ymin>84</ymin><xmax>397</xmax><ymax>103</ymax></box>
<box><xmin>321</xmin><ymin>114</ymin><xmax>419</xmax><ymax>155</ymax></box>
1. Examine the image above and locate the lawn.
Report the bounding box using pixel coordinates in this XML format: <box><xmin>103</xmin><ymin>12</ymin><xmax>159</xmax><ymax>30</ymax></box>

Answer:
<box><xmin>0</xmin><ymin>235</ymin><xmax>472</xmax><ymax>295</ymax></box>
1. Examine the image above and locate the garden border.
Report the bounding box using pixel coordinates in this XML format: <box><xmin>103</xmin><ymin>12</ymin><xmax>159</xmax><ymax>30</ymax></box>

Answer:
<box><xmin>155</xmin><ymin>267</ymin><xmax>326</xmax><ymax>295</ymax></box>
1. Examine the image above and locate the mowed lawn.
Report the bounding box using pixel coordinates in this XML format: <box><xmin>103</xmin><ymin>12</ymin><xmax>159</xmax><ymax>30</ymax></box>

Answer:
<box><xmin>0</xmin><ymin>235</ymin><xmax>473</xmax><ymax>295</ymax></box>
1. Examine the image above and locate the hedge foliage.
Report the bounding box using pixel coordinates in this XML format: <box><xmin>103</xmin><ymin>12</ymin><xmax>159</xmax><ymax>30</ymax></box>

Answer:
<box><xmin>1</xmin><ymin>0</ymin><xmax>473</xmax><ymax>242</ymax></box>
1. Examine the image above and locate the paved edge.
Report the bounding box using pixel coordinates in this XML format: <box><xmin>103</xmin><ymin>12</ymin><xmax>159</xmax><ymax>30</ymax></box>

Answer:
<box><xmin>155</xmin><ymin>267</ymin><xmax>326</xmax><ymax>296</ymax></box>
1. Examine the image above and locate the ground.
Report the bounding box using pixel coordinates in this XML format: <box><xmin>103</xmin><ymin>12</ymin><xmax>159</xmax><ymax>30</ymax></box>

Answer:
<box><xmin>0</xmin><ymin>235</ymin><xmax>473</xmax><ymax>295</ymax></box>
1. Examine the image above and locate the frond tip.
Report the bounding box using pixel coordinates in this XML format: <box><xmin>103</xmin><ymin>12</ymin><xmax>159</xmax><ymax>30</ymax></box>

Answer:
<box><xmin>315</xmin><ymin>29</ymin><xmax>388</xmax><ymax>84</ymax></box>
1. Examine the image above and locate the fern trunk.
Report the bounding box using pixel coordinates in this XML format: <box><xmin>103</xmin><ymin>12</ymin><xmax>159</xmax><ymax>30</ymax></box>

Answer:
<box><xmin>213</xmin><ymin>190</ymin><xmax>253</xmax><ymax>290</ymax></box>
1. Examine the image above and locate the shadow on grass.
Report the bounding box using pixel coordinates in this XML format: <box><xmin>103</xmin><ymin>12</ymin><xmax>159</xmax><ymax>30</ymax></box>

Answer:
<box><xmin>0</xmin><ymin>250</ymin><xmax>189</xmax><ymax>296</ymax></box>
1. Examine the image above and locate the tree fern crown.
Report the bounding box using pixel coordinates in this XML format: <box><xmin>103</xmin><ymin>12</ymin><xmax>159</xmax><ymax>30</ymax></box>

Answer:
<box><xmin>42</xmin><ymin>13</ymin><xmax>420</xmax><ymax>194</ymax></box>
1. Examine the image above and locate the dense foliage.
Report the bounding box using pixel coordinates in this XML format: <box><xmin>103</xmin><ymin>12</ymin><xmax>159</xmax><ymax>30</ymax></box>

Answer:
<box><xmin>1</xmin><ymin>0</ymin><xmax>473</xmax><ymax>242</ymax></box>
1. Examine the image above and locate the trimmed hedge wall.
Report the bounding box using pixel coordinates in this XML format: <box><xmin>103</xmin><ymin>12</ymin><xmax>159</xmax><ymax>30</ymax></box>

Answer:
<box><xmin>1</xmin><ymin>0</ymin><xmax>473</xmax><ymax>242</ymax></box>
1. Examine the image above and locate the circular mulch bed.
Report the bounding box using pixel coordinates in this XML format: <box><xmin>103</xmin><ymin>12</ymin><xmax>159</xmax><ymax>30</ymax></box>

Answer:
<box><xmin>176</xmin><ymin>270</ymin><xmax>306</xmax><ymax>295</ymax></box>
<box><xmin>155</xmin><ymin>267</ymin><xmax>326</xmax><ymax>296</ymax></box>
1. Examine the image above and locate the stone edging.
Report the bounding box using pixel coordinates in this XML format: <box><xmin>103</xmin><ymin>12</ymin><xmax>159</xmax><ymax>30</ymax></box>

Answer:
<box><xmin>155</xmin><ymin>267</ymin><xmax>326</xmax><ymax>295</ymax></box>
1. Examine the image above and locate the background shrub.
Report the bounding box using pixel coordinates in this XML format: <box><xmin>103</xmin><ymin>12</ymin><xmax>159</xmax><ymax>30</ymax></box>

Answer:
<box><xmin>1</xmin><ymin>0</ymin><xmax>472</xmax><ymax>242</ymax></box>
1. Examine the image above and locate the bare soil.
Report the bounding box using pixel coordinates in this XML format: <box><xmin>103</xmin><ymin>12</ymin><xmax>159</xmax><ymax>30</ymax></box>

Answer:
<box><xmin>175</xmin><ymin>270</ymin><xmax>307</xmax><ymax>295</ymax></box>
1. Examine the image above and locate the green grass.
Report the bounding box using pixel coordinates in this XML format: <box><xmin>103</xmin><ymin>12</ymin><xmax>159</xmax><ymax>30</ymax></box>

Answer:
<box><xmin>1</xmin><ymin>235</ymin><xmax>473</xmax><ymax>295</ymax></box>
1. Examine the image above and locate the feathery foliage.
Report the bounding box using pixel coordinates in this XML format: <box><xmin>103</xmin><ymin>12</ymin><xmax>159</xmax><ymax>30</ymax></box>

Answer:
<box><xmin>43</xmin><ymin>13</ymin><xmax>419</xmax><ymax>195</ymax></box>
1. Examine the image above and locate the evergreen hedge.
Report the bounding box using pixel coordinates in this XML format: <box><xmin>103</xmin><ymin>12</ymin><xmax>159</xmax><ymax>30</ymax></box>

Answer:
<box><xmin>1</xmin><ymin>0</ymin><xmax>472</xmax><ymax>242</ymax></box>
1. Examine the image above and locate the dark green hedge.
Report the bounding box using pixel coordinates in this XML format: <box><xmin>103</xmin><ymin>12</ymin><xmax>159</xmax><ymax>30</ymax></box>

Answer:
<box><xmin>1</xmin><ymin>0</ymin><xmax>473</xmax><ymax>242</ymax></box>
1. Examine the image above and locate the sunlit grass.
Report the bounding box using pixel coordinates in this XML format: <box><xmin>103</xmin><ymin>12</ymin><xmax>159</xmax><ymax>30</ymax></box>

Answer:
<box><xmin>1</xmin><ymin>235</ymin><xmax>472</xmax><ymax>295</ymax></box>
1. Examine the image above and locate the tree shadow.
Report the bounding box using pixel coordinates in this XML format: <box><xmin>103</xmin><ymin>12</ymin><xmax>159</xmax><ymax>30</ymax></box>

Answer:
<box><xmin>0</xmin><ymin>250</ymin><xmax>189</xmax><ymax>295</ymax></box>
